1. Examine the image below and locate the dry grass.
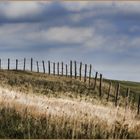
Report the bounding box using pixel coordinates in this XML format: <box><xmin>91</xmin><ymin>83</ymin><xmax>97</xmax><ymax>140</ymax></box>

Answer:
<box><xmin>0</xmin><ymin>70</ymin><xmax>140</xmax><ymax>138</ymax></box>
<box><xmin>0</xmin><ymin>86</ymin><xmax>140</xmax><ymax>138</ymax></box>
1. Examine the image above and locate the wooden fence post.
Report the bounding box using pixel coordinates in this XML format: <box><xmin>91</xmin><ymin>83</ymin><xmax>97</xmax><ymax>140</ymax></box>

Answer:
<box><xmin>57</xmin><ymin>62</ymin><xmax>59</xmax><ymax>76</ymax></box>
<box><xmin>107</xmin><ymin>82</ymin><xmax>112</xmax><ymax>101</ymax></box>
<box><xmin>93</xmin><ymin>72</ymin><xmax>98</xmax><ymax>90</ymax></box>
<box><xmin>137</xmin><ymin>95</ymin><xmax>140</xmax><ymax>115</ymax></box>
<box><xmin>31</xmin><ymin>58</ymin><xmax>33</xmax><ymax>72</ymax></box>
<box><xmin>79</xmin><ymin>62</ymin><xmax>82</xmax><ymax>81</ymax></box>
<box><xmin>66</xmin><ymin>64</ymin><xmax>68</xmax><ymax>77</ymax></box>
<box><xmin>89</xmin><ymin>64</ymin><xmax>92</xmax><ymax>85</ymax></box>
<box><xmin>84</xmin><ymin>64</ymin><xmax>87</xmax><ymax>82</ymax></box>
<box><xmin>53</xmin><ymin>62</ymin><xmax>55</xmax><ymax>76</ymax></box>
<box><xmin>125</xmin><ymin>88</ymin><xmax>130</xmax><ymax>109</ymax></box>
<box><xmin>115</xmin><ymin>83</ymin><xmax>120</xmax><ymax>107</ymax></box>
<box><xmin>62</xmin><ymin>62</ymin><xmax>63</xmax><ymax>76</ymax></box>
<box><xmin>36</xmin><ymin>61</ymin><xmax>39</xmax><ymax>73</ymax></box>
<box><xmin>70</xmin><ymin>60</ymin><xmax>72</xmax><ymax>78</ymax></box>
<box><xmin>74</xmin><ymin>61</ymin><xmax>77</xmax><ymax>79</ymax></box>
<box><xmin>0</xmin><ymin>59</ymin><xmax>1</xmax><ymax>70</ymax></box>
<box><xmin>8</xmin><ymin>58</ymin><xmax>10</xmax><ymax>70</ymax></box>
<box><xmin>48</xmin><ymin>61</ymin><xmax>50</xmax><ymax>75</ymax></box>
<box><xmin>42</xmin><ymin>60</ymin><xmax>45</xmax><ymax>73</ymax></box>
<box><xmin>23</xmin><ymin>58</ymin><xmax>26</xmax><ymax>71</ymax></box>
<box><xmin>16</xmin><ymin>59</ymin><xmax>18</xmax><ymax>70</ymax></box>
<box><xmin>99</xmin><ymin>74</ymin><xmax>102</xmax><ymax>97</ymax></box>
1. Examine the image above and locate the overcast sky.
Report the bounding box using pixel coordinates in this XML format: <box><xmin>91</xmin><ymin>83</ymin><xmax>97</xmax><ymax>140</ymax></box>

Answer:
<box><xmin>0</xmin><ymin>1</ymin><xmax>140</xmax><ymax>82</ymax></box>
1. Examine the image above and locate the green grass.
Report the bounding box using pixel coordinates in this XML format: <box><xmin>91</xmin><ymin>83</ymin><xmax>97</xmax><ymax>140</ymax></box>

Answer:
<box><xmin>103</xmin><ymin>78</ymin><xmax>140</xmax><ymax>105</ymax></box>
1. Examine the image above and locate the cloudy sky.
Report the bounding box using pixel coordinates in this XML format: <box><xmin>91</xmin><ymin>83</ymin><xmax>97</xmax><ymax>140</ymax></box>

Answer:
<box><xmin>0</xmin><ymin>1</ymin><xmax>140</xmax><ymax>82</ymax></box>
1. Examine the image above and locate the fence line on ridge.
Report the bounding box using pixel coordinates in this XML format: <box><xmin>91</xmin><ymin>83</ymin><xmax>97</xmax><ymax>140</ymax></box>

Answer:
<box><xmin>0</xmin><ymin>57</ymin><xmax>139</xmax><ymax>115</ymax></box>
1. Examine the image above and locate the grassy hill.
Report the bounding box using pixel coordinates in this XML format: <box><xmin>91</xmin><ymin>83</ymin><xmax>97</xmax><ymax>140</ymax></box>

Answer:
<box><xmin>0</xmin><ymin>70</ymin><xmax>140</xmax><ymax>139</ymax></box>
<box><xmin>0</xmin><ymin>70</ymin><xmax>100</xmax><ymax>100</ymax></box>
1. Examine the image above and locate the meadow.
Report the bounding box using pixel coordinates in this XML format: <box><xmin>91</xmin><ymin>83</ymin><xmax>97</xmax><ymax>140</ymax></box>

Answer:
<box><xmin>0</xmin><ymin>70</ymin><xmax>140</xmax><ymax>138</ymax></box>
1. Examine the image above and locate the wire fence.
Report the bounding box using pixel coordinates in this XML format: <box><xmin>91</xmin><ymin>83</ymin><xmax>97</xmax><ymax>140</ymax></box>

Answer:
<box><xmin>0</xmin><ymin>57</ymin><xmax>140</xmax><ymax>115</ymax></box>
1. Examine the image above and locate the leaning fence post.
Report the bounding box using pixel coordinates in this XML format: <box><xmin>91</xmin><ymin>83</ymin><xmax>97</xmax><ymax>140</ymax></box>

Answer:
<box><xmin>137</xmin><ymin>95</ymin><xmax>140</xmax><ymax>115</ymax></box>
<box><xmin>36</xmin><ymin>61</ymin><xmax>39</xmax><ymax>73</ymax></box>
<box><xmin>23</xmin><ymin>58</ymin><xmax>26</xmax><ymax>71</ymax></box>
<box><xmin>93</xmin><ymin>72</ymin><xmax>98</xmax><ymax>90</ymax></box>
<box><xmin>31</xmin><ymin>58</ymin><xmax>33</xmax><ymax>72</ymax></box>
<box><xmin>125</xmin><ymin>88</ymin><xmax>130</xmax><ymax>110</ymax></box>
<box><xmin>0</xmin><ymin>59</ymin><xmax>1</xmax><ymax>70</ymax></box>
<box><xmin>74</xmin><ymin>61</ymin><xmax>77</xmax><ymax>79</ymax></box>
<box><xmin>107</xmin><ymin>82</ymin><xmax>112</xmax><ymax>101</ymax></box>
<box><xmin>42</xmin><ymin>60</ymin><xmax>45</xmax><ymax>74</ymax></box>
<box><xmin>89</xmin><ymin>64</ymin><xmax>92</xmax><ymax>86</ymax></box>
<box><xmin>115</xmin><ymin>83</ymin><xmax>120</xmax><ymax>107</ymax></box>
<box><xmin>99</xmin><ymin>74</ymin><xmax>102</xmax><ymax>97</ymax></box>
<box><xmin>84</xmin><ymin>64</ymin><xmax>87</xmax><ymax>83</ymax></box>
<box><xmin>79</xmin><ymin>62</ymin><xmax>82</xmax><ymax>81</ymax></box>
<box><xmin>16</xmin><ymin>59</ymin><xmax>18</xmax><ymax>70</ymax></box>
<box><xmin>48</xmin><ymin>61</ymin><xmax>50</xmax><ymax>75</ymax></box>
<box><xmin>53</xmin><ymin>62</ymin><xmax>55</xmax><ymax>76</ymax></box>
<box><xmin>62</xmin><ymin>62</ymin><xmax>63</xmax><ymax>76</ymax></box>
<box><xmin>8</xmin><ymin>58</ymin><xmax>10</xmax><ymax>70</ymax></box>
<box><xmin>57</xmin><ymin>62</ymin><xmax>59</xmax><ymax>76</ymax></box>
<box><xmin>66</xmin><ymin>64</ymin><xmax>68</xmax><ymax>77</ymax></box>
<box><xmin>70</xmin><ymin>60</ymin><xmax>72</xmax><ymax>78</ymax></box>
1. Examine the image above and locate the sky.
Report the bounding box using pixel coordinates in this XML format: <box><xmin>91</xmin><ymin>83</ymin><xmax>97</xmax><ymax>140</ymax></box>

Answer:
<box><xmin>0</xmin><ymin>1</ymin><xmax>140</xmax><ymax>82</ymax></box>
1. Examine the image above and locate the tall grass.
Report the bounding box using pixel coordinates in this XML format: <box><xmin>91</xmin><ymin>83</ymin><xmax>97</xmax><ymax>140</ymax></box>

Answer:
<box><xmin>0</xmin><ymin>70</ymin><xmax>140</xmax><ymax>138</ymax></box>
<box><xmin>0</xmin><ymin>87</ymin><xmax>140</xmax><ymax>139</ymax></box>
<box><xmin>0</xmin><ymin>103</ymin><xmax>138</xmax><ymax>139</ymax></box>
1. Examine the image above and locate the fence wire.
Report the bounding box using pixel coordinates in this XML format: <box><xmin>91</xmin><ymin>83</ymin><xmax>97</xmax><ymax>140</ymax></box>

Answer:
<box><xmin>0</xmin><ymin>58</ymin><xmax>140</xmax><ymax>114</ymax></box>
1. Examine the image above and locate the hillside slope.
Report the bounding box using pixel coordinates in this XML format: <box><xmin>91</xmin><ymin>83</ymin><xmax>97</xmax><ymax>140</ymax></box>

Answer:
<box><xmin>0</xmin><ymin>70</ymin><xmax>140</xmax><ymax>138</ymax></box>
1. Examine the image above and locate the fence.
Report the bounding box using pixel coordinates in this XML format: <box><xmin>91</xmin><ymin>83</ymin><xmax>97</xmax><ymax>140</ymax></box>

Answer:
<box><xmin>0</xmin><ymin>57</ymin><xmax>140</xmax><ymax>115</ymax></box>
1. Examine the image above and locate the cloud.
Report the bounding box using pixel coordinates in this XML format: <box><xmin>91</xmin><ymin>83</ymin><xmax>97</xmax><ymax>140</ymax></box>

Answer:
<box><xmin>62</xmin><ymin>1</ymin><xmax>140</xmax><ymax>14</ymax></box>
<box><xmin>115</xmin><ymin>2</ymin><xmax>140</xmax><ymax>14</ymax></box>
<box><xmin>62</xmin><ymin>1</ymin><xmax>92</xmax><ymax>12</ymax></box>
<box><xmin>0</xmin><ymin>2</ymin><xmax>43</xmax><ymax>19</ymax></box>
<box><xmin>0</xmin><ymin>1</ymin><xmax>54</xmax><ymax>23</ymax></box>
<box><xmin>0</xmin><ymin>1</ymin><xmax>140</xmax><ymax>25</ymax></box>
<box><xmin>0</xmin><ymin>21</ymin><xmax>140</xmax><ymax>55</ymax></box>
<box><xmin>129</xmin><ymin>25</ymin><xmax>140</xmax><ymax>32</ymax></box>
<box><xmin>0</xmin><ymin>23</ymin><xmax>38</xmax><ymax>51</ymax></box>
<box><xmin>26</xmin><ymin>24</ymin><xmax>139</xmax><ymax>54</ymax></box>
<box><xmin>0</xmin><ymin>1</ymin><xmax>140</xmax><ymax>81</ymax></box>
<box><xmin>44</xmin><ymin>26</ymin><xmax>93</xmax><ymax>44</ymax></box>
<box><xmin>62</xmin><ymin>1</ymin><xmax>140</xmax><ymax>24</ymax></box>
